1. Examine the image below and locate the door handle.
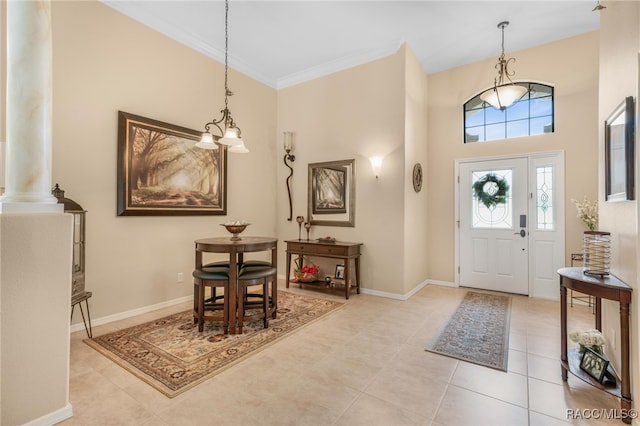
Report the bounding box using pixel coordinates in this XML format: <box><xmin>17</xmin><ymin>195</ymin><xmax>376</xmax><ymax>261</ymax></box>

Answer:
<box><xmin>514</xmin><ymin>229</ymin><xmax>526</xmax><ymax>237</ymax></box>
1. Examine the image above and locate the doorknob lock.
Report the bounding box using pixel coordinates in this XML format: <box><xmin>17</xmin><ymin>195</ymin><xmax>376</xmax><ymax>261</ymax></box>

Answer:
<box><xmin>513</xmin><ymin>229</ymin><xmax>526</xmax><ymax>237</ymax></box>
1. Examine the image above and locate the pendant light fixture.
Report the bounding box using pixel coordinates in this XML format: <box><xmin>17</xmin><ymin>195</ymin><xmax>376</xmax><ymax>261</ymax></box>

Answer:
<box><xmin>480</xmin><ymin>21</ymin><xmax>528</xmax><ymax>111</ymax></box>
<box><xmin>197</xmin><ymin>0</ymin><xmax>249</xmax><ymax>153</ymax></box>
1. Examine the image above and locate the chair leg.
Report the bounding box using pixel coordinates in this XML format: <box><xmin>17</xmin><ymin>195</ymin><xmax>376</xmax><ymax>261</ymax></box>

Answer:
<box><xmin>197</xmin><ymin>283</ymin><xmax>205</xmax><ymax>332</ymax></box>
<box><xmin>193</xmin><ymin>282</ymin><xmax>199</xmax><ymax>324</ymax></box>
<box><xmin>271</xmin><ymin>277</ymin><xmax>278</xmax><ymax>319</ymax></box>
<box><xmin>262</xmin><ymin>280</ymin><xmax>269</xmax><ymax>328</ymax></box>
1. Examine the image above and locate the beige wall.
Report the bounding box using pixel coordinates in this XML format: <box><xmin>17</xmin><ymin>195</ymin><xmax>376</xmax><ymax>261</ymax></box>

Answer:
<box><xmin>403</xmin><ymin>47</ymin><xmax>429</xmax><ymax>294</ymax></box>
<box><xmin>1</xmin><ymin>214</ymin><xmax>73</xmax><ymax>425</ymax></box>
<box><xmin>598</xmin><ymin>0</ymin><xmax>639</xmax><ymax>406</ymax></box>
<box><xmin>277</xmin><ymin>47</ymin><xmax>410</xmax><ymax>296</ymax></box>
<box><xmin>427</xmin><ymin>31</ymin><xmax>600</xmax><ymax>283</ymax></box>
<box><xmin>50</xmin><ymin>1</ymin><xmax>277</xmax><ymax>321</ymax></box>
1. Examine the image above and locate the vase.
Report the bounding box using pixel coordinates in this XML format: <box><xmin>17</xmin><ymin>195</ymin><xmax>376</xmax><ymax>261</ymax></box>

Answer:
<box><xmin>579</xmin><ymin>344</ymin><xmax>603</xmax><ymax>355</ymax></box>
<box><xmin>583</xmin><ymin>231</ymin><xmax>610</xmax><ymax>276</ymax></box>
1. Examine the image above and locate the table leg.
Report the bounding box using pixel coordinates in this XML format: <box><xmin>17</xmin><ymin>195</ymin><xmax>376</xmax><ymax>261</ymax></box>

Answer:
<box><xmin>285</xmin><ymin>252</ymin><xmax>291</xmax><ymax>289</ymax></box>
<box><xmin>344</xmin><ymin>258</ymin><xmax>350</xmax><ymax>300</ymax></box>
<box><xmin>272</xmin><ymin>246</ymin><xmax>278</xmax><ymax>318</ymax></box>
<box><xmin>560</xmin><ymin>280</ymin><xmax>568</xmax><ymax>381</ymax></box>
<box><xmin>595</xmin><ymin>297</ymin><xmax>602</xmax><ymax>331</ymax></box>
<box><xmin>355</xmin><ymin>256</ymin><xmax>361</xmax><ymax>294</ymax></box>
<box><xmin>228</xmin><ymin>249</ymin><xmax>237</xmax><ymax>334</ymax></box>
<box><xmin>194</xmin><ymin>249</ymin><xmax>202</xmax><ymax>323</ymax></box>
<box><xmin>620</xmin><ymin>301</ymin><xmax>632</xmax><ymax>423</ymax></box>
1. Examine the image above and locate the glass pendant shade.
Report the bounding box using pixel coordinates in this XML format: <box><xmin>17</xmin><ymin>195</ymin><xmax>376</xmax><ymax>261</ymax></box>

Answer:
<box><xmin>228</xmin><ymin>140</ymin><xmax>249</xmax><ymax>153</ymax></box>
<box><xmin>197</xmin><ymin>0</ymin><xmax>248</xmax><ymax>154</ymax></box>
<box><xmin>480</xmin><ymin>84</ymin><xmax>528</xmax><ymax>110</ymax></box>
<box><xmin>218</xmin><ymin>127</ymin><xmax>243</xmax><ymax>147</ymax></box>
<box><xmin>195</xmin><ymin>132</ymin><xmax>218</xmax><ymax>149</ymax></box>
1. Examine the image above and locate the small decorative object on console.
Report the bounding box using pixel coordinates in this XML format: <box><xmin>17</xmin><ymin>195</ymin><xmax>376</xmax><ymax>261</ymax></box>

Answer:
<box><xmin>580</xmin><ymin>346</ymin><xmax>609</xmax><ymax>383</ymax></box>
<box><xmin>317</xmin><ymin>236</ymin><xmax>336</xmax><ymax>243</ymax></box>
<box><xmin>569</xmin><ymin>328</ymin><xmax>605</xmax><ymax>354</ymax></box>
<box><xmin>221</xmin><ymin>221</ymin><xmax>250</xmax><ymax>241</ymax></box>
<box><xmin>294</xmin><ymin>264</ymin><xmax>320</xmax><ymax>282</ymax></box>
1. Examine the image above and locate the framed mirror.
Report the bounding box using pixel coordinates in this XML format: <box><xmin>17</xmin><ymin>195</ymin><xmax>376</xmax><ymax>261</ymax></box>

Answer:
<box><xmin>307</xmin><ymin>159</ymin><xmax>356</xmax><ymax>227</ymax></box>
<box><xmin>605</xmin><ymin>96</ymin><xmax>635</xmax><ymax>202</ymax></box>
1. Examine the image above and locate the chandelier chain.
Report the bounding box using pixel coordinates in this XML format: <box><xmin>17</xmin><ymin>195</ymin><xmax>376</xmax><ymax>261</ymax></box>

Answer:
<box><xmin>224</xmin><ymin>0</ymin><xmax>229</xmax><ymax>109</ymax></box>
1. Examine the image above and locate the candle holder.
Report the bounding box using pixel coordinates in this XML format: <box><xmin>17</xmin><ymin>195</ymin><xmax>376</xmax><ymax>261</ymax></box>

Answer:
<box><xmin>304</xmin><ymin>222</ymin><xmax>311</xmax><ymax>240</ymax></box>
<box><xmin>283</xmin><ymin>132</ymin><xmax>296</xmax><ymax>221</ymax></box>
<box><xmin>296</xmin><ymin>216</ymin><xmax>304</xmax><ymax>240</ymax></box>
<box><xmin>583</xmin><ymin>231</ymin><xmax>611</xmax><ymax>276</ymax></box>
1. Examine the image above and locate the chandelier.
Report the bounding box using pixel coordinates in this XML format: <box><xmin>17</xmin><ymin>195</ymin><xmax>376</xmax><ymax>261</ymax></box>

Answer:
<box><xmin>480</xmin><ymin>21</ymin><xmax>528</xmax><ymax>110</ymax></box>
<box><xmin>196</xmin><ymin>0</ymin><xmax>249</xmax><ymax>153</ymax></box>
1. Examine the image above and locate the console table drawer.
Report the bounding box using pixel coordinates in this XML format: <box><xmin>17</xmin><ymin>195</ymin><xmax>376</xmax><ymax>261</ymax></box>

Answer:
<box><xmin>288</xmin><ymin>244</ymin><xmax>347</xmax><ymax>256</ymax></box>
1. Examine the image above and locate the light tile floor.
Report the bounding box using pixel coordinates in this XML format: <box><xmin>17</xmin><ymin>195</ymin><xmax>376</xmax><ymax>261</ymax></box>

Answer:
<box><xmin>62</xmin><ymin>284</ymin><xmax>625</xmax><ymax>426</ymax></box>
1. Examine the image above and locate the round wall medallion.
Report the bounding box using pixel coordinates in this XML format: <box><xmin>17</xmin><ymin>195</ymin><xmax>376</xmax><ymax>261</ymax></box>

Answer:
<box><xmin>412</xmin><ymin>163</ymin><xmax>423</xmax><ymax>193</ymax></box>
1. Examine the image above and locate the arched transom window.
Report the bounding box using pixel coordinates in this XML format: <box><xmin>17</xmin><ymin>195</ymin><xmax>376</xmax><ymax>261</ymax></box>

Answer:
<box><xmin>464</xmin><ymin>82</ymin><xmax>554</xmax><ymax>143</ymax></box>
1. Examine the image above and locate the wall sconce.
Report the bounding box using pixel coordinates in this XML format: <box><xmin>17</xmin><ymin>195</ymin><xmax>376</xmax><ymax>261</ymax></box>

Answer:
<box><xmin>369</xmin><ymin>156</ymin><xmax>383</xmax><ymax>178</ymax></box>
<box><xmin>283</xmin><ymin>131</ymin><xmax>296</xmax><ymax>220</ymax></box>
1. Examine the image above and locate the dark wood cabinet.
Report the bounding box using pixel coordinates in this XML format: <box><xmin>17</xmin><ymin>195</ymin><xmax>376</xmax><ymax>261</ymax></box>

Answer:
<box><xmin>285</xmin><ymin>239</ymin><xmax>362</xmax><ymax>299</ymax></box>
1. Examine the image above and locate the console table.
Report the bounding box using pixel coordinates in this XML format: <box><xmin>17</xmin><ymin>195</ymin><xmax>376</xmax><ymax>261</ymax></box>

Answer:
<box><xmin>558</xmin><ymin>267</ymin><xmax>633</xmax><ymax>423</ymax></box>
<box><xmin>285</xmin><ymin>239</ymin><xmax>362</xmax><ymax>299</ymax></box>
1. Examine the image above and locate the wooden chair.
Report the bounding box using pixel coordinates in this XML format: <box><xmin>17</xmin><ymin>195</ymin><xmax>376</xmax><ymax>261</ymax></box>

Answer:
<box><xmin>192</xmin><ymin>267</ymin><xmax>230</xmax><ymax>333</ymax></box>
<box><xmin>236</xmin><ymin>265</ymin><xmax>278</xmax><ymax>334</ymax></box>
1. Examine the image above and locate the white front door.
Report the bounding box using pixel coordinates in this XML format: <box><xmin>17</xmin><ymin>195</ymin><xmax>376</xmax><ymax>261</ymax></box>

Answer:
<box><xmin>457</xmin><ymin>153</ymin><xmax>565</xmax><ymax>298</ymax></box>
<box><xmin>459</xmin><ymin>158</ymin><xmax>529</xmax><ymax>294</ymax></box>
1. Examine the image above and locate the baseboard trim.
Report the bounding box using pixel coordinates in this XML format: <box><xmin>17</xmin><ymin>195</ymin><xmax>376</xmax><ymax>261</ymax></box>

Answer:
<box><xmin>426</xmin><ymin>279</ymin><xmax>458</xmax><ymax>288</ymax></box>
<box><xmin>70</xmin><ymin>295</ymin><xmax>192</xmax><ymax>334</ymax></box>
<box><xmin>23</xmin><ymin>402</ymin><xmax>73</xmax><ymax>426</ymax></box>
<box><xmin>360</xmin><ymin>279</ymin><xmax>430</xmax><ymax>301</ymax></box>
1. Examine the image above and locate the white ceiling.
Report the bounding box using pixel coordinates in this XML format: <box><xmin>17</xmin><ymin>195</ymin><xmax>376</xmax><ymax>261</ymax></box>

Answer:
<box><xmin>101</xmin><ymin>1</ymin><xmax>601</xmax><ymax>89</ymax></box>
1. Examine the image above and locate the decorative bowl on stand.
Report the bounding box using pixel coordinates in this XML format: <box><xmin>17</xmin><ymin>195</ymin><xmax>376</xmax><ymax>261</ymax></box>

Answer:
<box><xmin>221</xmin><ymin>222</ymin><xmax>250</xmax><ymax>241</ymax></box>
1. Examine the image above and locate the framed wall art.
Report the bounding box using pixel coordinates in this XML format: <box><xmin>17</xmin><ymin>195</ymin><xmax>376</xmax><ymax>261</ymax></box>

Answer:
<box><xmin>117</xmin><ymin>111</ymin><xmax>227</xmax><ymax>216</ymax></box>
<box><xmin>605</xmin><ymin>96</ymin><xmax>635</xmax><ymax>202</ymax></box>
<box><xmin>307</xmin><ymin>159</ymin><xmax>356</xmax><ymax>227</ymax></box>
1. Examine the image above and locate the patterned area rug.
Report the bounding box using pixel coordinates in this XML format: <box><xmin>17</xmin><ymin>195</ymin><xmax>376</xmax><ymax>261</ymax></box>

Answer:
<box><xmin>425</xmin><ymin>291</ymin><xmax>511</xmax><ymax>371</ymax></box>
<box><xmin>85</xmin><ymin>291</ymin><xmax>343</xmax><ymax>397</ymax></box>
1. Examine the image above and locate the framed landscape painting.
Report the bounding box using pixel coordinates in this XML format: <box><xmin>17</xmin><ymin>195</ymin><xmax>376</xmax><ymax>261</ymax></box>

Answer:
<box><xmin>307</xmin><ymin>159</ymin><xmax>355</xmax><ymax>227</ymax></box>
<box><xmin>117</xmin><ymin>111</ymin><xmax>227</xmax><ymax>216</ymax></box>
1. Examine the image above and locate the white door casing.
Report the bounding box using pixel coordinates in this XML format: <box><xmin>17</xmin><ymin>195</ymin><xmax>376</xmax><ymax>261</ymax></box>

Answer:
<box><xmin>456</xmin><ymin>152</ymin><xmax>565</xmax><ymax>299</ymax></box>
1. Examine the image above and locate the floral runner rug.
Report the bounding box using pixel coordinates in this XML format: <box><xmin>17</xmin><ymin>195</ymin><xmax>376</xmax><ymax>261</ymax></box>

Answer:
<box><xmin>425</xmin><ymin>291</ymin><xmax>511</xmax><ymax>371</ymax></box>
<box><xmin>85</xmin><ymin>291</ymin><xmax>343</xmax><ymax>397</ymax></box>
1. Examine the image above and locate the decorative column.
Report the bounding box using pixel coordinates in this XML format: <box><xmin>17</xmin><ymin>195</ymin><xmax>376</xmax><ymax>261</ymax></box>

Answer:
<box><xmin>1</xmin><ymin>0</ymin><xmax>60</xmax><ymax>212</ymax></box>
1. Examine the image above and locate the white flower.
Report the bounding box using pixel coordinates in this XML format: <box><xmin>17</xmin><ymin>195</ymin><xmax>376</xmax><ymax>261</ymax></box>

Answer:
<box><xmin>569</xmin><ymin>329</ymin><xmax>605</xmax><ymax>347</ymax></box>
<box><xmin>570</xmin><ymin>196</ymin><xmax>598</xmax><ymax>231</ymax></box>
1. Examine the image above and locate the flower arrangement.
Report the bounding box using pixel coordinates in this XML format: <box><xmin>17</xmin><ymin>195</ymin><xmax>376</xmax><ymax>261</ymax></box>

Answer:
<box><xmin>294</xmin><ymin>264</ymin><xmax>320</xmax><ymax>282</ymax></box>
<box><xmin>569</xmin><ymin>328</ymin><xmax>605</xmax><ymax>354</ymax></box>
<box><xmin>570</xmin><ymin>196</ymin><xmax>598</xmax><ymax>231</ymax></box>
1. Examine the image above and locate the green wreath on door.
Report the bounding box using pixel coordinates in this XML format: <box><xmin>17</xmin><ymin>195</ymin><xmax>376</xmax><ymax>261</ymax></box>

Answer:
<box><xmin>472</xmin><ymin>173</ymin><xmax>510</xmax><ymax>209</ymax></box>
